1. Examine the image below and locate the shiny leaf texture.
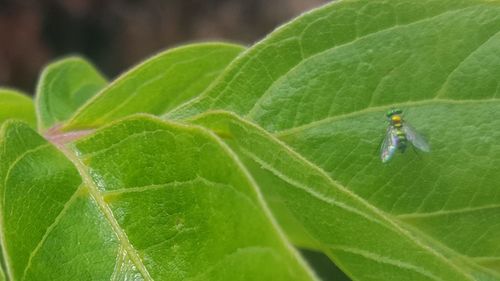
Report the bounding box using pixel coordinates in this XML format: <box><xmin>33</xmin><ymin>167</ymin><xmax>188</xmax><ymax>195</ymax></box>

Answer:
<box><xmin>165</xmin><ymin>0</ymin><xmax>500</xmax><ymax>280</ymax></box>
<box><xmin>0</xmin><ymin>117</ymin><xmax>316</xmax><ymax>281</ymax></box>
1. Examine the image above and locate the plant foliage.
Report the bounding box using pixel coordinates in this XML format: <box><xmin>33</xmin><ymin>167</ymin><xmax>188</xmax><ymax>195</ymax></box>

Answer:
<box><xmin>1</xmin><ymin>0</ymin><xmax>499</xmax><ymax>280</ymax></box>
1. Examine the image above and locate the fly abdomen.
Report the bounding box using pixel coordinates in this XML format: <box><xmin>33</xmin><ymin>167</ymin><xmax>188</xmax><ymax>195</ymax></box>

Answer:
<box><xmin>398</xmin><ymin>139</ymin><xmax>407</xmax><ymax>152</ymax></box>
<box><xmin>396</xmin><ymin>129</ymin><xmax>407</xmax><ymax>152</ymax></box>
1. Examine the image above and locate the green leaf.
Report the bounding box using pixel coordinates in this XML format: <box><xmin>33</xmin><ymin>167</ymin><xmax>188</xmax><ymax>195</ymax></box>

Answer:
<box><xmin>0</xmin><ymin>89</ymin><xmax>36</xmax><ymax>128</ymax></box>
<box><xmin>35</xmin><ymin>57</ymin><xmax>107</xmax><ymax>131</ymax></box>
<box><xmin>165</xmin><ymin>0</ymin><xmax>500</xmax><ymax>279</ymax></box>
<box><xmin>64</xmin><ymin>43</ymin><xmax>245</xmax><ymax>130</ymax></box>
<box><xmin>190</xmin><ymin>110</ymin><xmax>494</xmax><ymax>281</ymax></box>
<box><xmin>279</xmin><ymin>102</ymin><xmax>500</xmax><ymax>279</ymax></box>
<box><xmin>166</xmin><ymin>0</ymin><xmax>492</xmax><ymax>120</ymax></box>
<box><xmin>4</xmin><ymin>0</ymin><xmax>500</xmax><ymax>280</ymax></box>
<box><xmin>0</xmin><ymin>117</ymin><xmax>317</xmax><ymax>281</ymax></box>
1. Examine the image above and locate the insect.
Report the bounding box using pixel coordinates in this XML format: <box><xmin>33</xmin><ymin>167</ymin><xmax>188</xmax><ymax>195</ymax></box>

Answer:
<box><xmin>380</xmin><ymin>109</ymin><xmax>430</xmax><ymax>163</ymax></box>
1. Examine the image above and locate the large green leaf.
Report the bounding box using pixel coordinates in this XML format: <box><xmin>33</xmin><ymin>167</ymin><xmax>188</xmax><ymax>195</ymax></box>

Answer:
<box><xmin>164</xmin><ymin>0</ymin><xmax>500</xmax><ymax>279</ymax></box>
<box><xmin>0</xmin><ymin>117</ymin><xmax>316</xmax><ymax>281</ymax></box>
<box><xmin>0</xmin><ymin>89</ymin><xmax>36</xmax><ymax>128</ymax></box>
<box><xmin>190</xmin><ymin>110</ymin><xmax>496</xmax><ymax>281</ymax></box>
<box><xmin>64</xmin><ymin>43</ymin><xmax>245</xmax><ymax>130</ymax></box>
<box><xmin>35</xmin><ymin>57</ymin><xmax>107</xmax><ymax>131</ymax></box>
<box><xmin>279</xmin><ymin>102</ymin><xmax>500</xmax><ymax>278</ymax></box>
<box><xmin>166</xmin><ymin>0</ymin><xmax>494</xmax><ymax>119</ymax></box>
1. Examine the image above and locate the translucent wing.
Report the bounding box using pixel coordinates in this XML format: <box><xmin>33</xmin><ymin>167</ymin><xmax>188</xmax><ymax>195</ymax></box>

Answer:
<box><xmin>403</xmin><ymin>122</ymin><xmax>430</xmax><ymax>152</ymax></box>
<box><xmin>380</xmin><ymin>126</ymin><xmax>398</xmax><ymax>163</ymax></box>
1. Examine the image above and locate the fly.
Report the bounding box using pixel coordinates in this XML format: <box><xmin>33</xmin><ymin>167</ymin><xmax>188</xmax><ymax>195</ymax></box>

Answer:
<box><xmin>380</xmin><ymin>109</ymin><xmax>430</xmax><ymax>163</ymax></box>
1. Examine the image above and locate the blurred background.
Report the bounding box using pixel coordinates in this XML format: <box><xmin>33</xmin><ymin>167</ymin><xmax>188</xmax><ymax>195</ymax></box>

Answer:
<box><xmin>0</xmin><ymin>0</ymin><xmax>328</xmax><ymax>94</ymax></box>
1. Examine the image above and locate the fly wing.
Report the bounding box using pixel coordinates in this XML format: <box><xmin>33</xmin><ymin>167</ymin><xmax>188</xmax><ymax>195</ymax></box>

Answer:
<box><xmin>404</xmin><ymin>122</ymin><xmax>430</xmax><ymax>152</ymax></box>
<box><xmin>380</xmin><ymin>127</ymin><xmax>398</xmax><ymax>163</ymax></box>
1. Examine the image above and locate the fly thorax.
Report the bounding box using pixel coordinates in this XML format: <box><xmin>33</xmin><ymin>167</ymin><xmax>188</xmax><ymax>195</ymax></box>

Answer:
<box><xmin>390</xmin><ymin>114</ymin><xmax>403</xmax><ymax>127</ymax></box>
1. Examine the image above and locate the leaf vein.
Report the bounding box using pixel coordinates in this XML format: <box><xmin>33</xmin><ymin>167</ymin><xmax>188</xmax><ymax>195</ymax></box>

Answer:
<box><xmin>239</xmin><ymin>147</ymin><xmax>387</xmax><ymax>227</ymax></box>
<box><xmin>20</xmin><ymin>184</ymin><xmax>85</xmax><ymax>280</ymax></box>
<box><xmin>397</xmin><ymin>203</ymin><xmax>500</xmax><ymax>219</ymax></box>
<box><xmin>274</xmin><ymin>98</ymin><xmax>500</xmax><ymax>137</ymax></box>
<box><xmin>246</xmin><ymin>5</ymin><xmax>481</xmax><ymax>119</ymax></box>
<box><xmin>59</xmin><ymin>146</ymin><xmax>154</xmax><ymax>281</ymax></box>
<box><xmin>2</xmin><ymin>143</ymin><xmax>51</xmax><ymax>208</ymax></box>
<box><xmin>80</xmin><ymin>129</ymin><xmax>171</xmax><ymax>160</ymax></box>
<box><xmin>330</xmin><ymin>245</ymin><xmax>443</xmax><ymax>281</ymax></box>
<box><xmin>434</xmin><ymin>29</ymin><xmax>500</xmax><ymax>99</ymax></box>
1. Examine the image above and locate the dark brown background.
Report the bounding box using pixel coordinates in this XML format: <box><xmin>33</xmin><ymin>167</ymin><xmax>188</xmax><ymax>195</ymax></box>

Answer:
<box><xmin>0</xmin><ymin>0</ymin><xmax>327</xmax><ymax>94</ymax></box>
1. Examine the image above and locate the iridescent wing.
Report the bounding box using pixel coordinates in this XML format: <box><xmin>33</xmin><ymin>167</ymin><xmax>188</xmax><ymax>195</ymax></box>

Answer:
<box><xmin>403</xmin><ymin>122</ymin><xmax>430</xmax><ymax>152</ymax></box>
<box><xmin>380</xmin><ymin>126</ymin><xmax>398</xmax><ymax>163</ymax></box>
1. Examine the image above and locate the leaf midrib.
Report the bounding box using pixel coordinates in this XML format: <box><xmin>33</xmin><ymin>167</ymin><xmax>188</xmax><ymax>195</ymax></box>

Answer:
<box><xmin>397</xmin><ymin>217</ymin><xmax>500</xmax><ymax>279</ymax></box>
<box><xmin>57</xmin><ymin>145</ymin><xmax>154</xmax><ymax>281</ymax></box>
<box><xmin>396</xmin><ymin>203</ymin><xmax>500</xmax><ymax>219</ymax></box>
<box><xmin>330</xmin><ymin>245</ymin><xmax>443</xmax><ymax>280</ymax></box>
<box><xmin>252</xmin><ymin>111</ymin><xmax>500</xmax><ymax>278</ymax></box>
<box><xmin>192</xmin><ymin>125</ymin><xmax>320</xmax><ymax>281</ymax></box>
<box><xmin>236</xmin><ymin>145</ymin><xmax>468</xmax><ymax>280</ymax></box>
<box><xmin>244</xmin><ymin>4</ymin><xmax>499</xmax><ymax>122</ymax></box>
<box><xmin>163</xmin><ymin>3</ymin><xmax>491</xmax><ymax>123</ymax></box>
<box><xmin>241</xmin><ymin>144</ymin><xmax>476</xmax><ymax>280</ymax></box>
<box><xmin>268</xmin><ymin>95</ymin><xmax>500</xmax><ymax>275</ymax></box>
<box><xmin>239</xmin><ymin>147</ymin><xmax>387</xmax><ymax>227</ymax></box>
<box><xmin>196</xmin><ymin>110</ymin><xmax>478</xmax><ymax>280</ymax></box>
<box><xmin>273</xmin><ymin>98</ymin><xmax>500</xmax><ymax>137</ymax></box>
<box><xmin>54</xmin><ymin>117</ymin><xmax>319</xmax><ymax>281</ymax></box>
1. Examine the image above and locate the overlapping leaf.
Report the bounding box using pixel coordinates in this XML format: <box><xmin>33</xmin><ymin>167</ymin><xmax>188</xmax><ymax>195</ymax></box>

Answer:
<box><xmin>190</xmin><ymin>111</ymin><xmax>498</xmax><ymax>281</ymax></box>
<box><xmin>36</xmin><ymin>57</ymin><xmax>107</xmax><ymax>131</ymax></box>
<box><xmin>64</xmin><ymin>43</ymin><xmax>245</xmax><ymax>130</ymax></box>
<box><xmin>164</xmin><ymin>0</ymin><xmax>500</xmax><ymax>279</ymax></box>
<box><xmin>0</xmin><ymin>89</ymin><xmax>35</xmax><ymax>128</ymax></box>
<box><xmin>0</xmin><ymin>117</ymin><xmax>316</xmax><ymax>281</ymax></box>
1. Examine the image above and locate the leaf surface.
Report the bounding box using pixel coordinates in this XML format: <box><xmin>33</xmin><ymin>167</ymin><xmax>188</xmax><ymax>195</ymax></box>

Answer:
<box><xmin>0</xmin><ymin>117</ymin><xmax>316</xmax><ymax>281</ymax></box>
<box><xmin>191</xmin><ymin>111</ymin><xmax>495</xmax><ymax>281</ymax></box>
<box><xmin>3</xmin><ymin>0</ymin><xmax>499</xmax><ymax>280</ymax></box>
<box><xmin>36</xmin><ymin>57</ymin><xmax>107</xmax><ymax>131</ymax></box>
<box><xmin>166</xmin><ymin>0</ymin><xmax>492</xmax><ymax>119</ymax></box>
<box><xmin>165</xmin><ymin>0</ymin><xmax>500</xmax><ymax>279</ymax></box>
<box><xmin>64</xmin><ymin>43</ymin><xmax>245</xmax><ymax>130</ymax></box>
<box><xmin>279</xmin><ymin>101</ymin><xmax>500</xmax><ymax>279</ymax></box>
<box><xmin>0</xmin><ymin>89</ymin><xmax>36</xmax><ymax>128</ymax></box>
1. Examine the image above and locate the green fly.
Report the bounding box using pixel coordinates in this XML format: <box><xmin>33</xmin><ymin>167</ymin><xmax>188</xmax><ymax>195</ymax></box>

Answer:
<box><xmin>381</xmin><ymin>109</ymin><xmax>430</xmax><ymax>163</ymax></box>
